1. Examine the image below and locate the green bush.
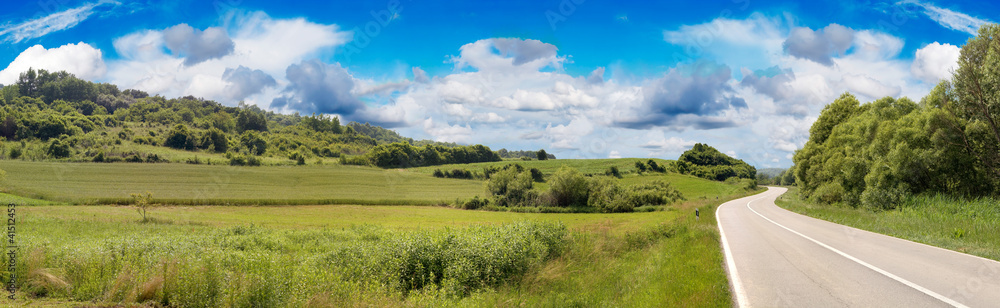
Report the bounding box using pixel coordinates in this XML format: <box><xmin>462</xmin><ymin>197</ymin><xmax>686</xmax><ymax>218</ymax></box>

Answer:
<box><xmin>8</xmin><ymin>146</ymin><xmax>22</xmax><ymax>159</ymax></box>
<box><xmin>164</xmin><ymin>124</ymin><xmax>195</xmax><ymax>150</ymax></box>
<box><xmin>605</xmin><ymin>166</ymin><xmax>622</xmax><ymax>178</ymax></box>
<box><xmin>486</xmin><ymin>166</ymin><xmax>534</xmax><ymax>207</ymax></box>
<box><xmin>588</xmin><ymin>177</ymin><xmax>632</xmax><ymax>213</ymax></box>
<box><xmin>548</xmin><ymin>166</ymin><xmax>589</xmax><ymax>207</ymax></box>
<box><xmin>46</xmin><ymin>139</ymin><xmax>71</xmax><ymax>158</ymax></box>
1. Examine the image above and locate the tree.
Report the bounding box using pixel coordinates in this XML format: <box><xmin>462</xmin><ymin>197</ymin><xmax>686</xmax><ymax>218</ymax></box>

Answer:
<box><xmin>240</xmin><ymin>131</ymin><xmax>267</xmax><ymax>155</ymax></box>
<box><xmin>948</xmin><ymin>23</ymin><xmax>1000</xmax><ymax>180</ymax></box>
<box><xmin>536</xmin><ymin>149</ymin><xmax>548</xmax><ymax>160</ymax></box>
<box><xmin>202</xmin><ymin>128</ymin><xmax>228</xmax><ymax>153</ymax></box>
<box><xmin>236</xmin><ymin>106</ymin><xmax>268</xmax><ymax>132</ymax></box>
<box><xmin>130</xmin><ymin>192</ymin><xmax>156</xmax><ymax>222</ymax></box>
<box><xmin>46</xmin><ymin>138</ymin><xmax>71</xmax><ymax>158</ymax></box>
<box><xmin>548</xmin><ymin>165</ymin><xmax>589</xmax><ymax>207</ymax></box>
<box><xmin>164</xmin><ymin>124</ymin><xmax>195</xmax><ymax>150</ymax></box>
<box><xmin>486</xmin><ymin>166</ymin><xmax>534</xmax><ymax>207</ymax></box>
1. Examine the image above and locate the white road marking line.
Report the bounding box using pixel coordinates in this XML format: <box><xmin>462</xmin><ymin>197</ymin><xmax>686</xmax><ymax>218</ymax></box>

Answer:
<box><xmin>718</xmin><ymin>192</ymin><xmax>772</xmax><ymax>308</ymax></box>
<box><xmin>746</xmin><ymin>195</ymin><xmax>970</xmax><ymax>308</ymax></box>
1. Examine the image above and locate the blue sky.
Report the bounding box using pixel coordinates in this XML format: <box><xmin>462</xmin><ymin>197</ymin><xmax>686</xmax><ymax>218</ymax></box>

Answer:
<box><xmin>0</xmin><ymin>0</ymin><xmax>995</xmax><ymax>167</ymax></box>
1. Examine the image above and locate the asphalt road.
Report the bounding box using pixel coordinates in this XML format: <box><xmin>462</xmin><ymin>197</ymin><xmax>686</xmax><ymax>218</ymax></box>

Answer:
<box><xmin>717</xmin><ymin>187</ymin><xmax>1000</xmax><ymax>307</ymax></box>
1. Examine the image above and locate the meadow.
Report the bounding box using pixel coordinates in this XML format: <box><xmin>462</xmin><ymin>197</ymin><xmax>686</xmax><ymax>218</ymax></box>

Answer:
<box><xmin>0</xmin><ymin>160</ymin><xmax>755</xmax><ymax>307</ymax></box>
<box><xmin>0</xmin><ymin>158</ymin><xmax>730</xmax><ymax>205</ymax></box>
<box><xmin>775</xmin><ymin>187</ymin><xmax>1000</xmax><ymax>261</ymax></box>
<box><xmin>0</xmin><ymin>160</ymin><xmax>485</xmax><ymax>205</ymax></box>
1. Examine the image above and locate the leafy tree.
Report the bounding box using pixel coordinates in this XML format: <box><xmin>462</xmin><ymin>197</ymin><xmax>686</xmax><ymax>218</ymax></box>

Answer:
<box><xmin>678</xmin><ymin>143</ymin><xmax>756</xmax><ymax>181</ymax></box>
<box><xmin>536</xmin><ymin>149</ymin><xmax>548</xmax><ymax>160</ymax></box>
<box><xmin>202</xmin><ymin>128</ymin><xmax>228</xmax><ymax>153</ymax></box>
<box><xmin>588</xmin><ymin>177</ymin><xmax>631</xmax><ymax>213</ymax></box>
<box><xmin>237</xmin><ymin>106</ymin><xmax>268</xmax><ymax>132</ymax></box>
<box><xmin>548</xmin><ymin>165</ymin><xmax>589</xmax><ymax>207</ymax></box>
<box><xmin>486</xmin><ymin>166</ymin><xmax>534</xmax><ymax>207</ymax></box>
<box><xmin>130</xmin><ymin>192</ymin><xmax>156</xmax><ymax>222</ymax></box>
<box><xmin>946</xmin><ymin>23</ymin><xmax>1000</xmax><ymax>181</ymax></box>
<box><xmin>240</xmin><ymin>131</ymin><xmax>268</xmax><ymax>155</ymax></box>
<box><xmin>164</xmin><ymin>124</ymin><xmax>196</xmax><ymax>150</ymax></box>
<box><xmin>635</xmin><ymin>161</ymin><xmax>647</xmax><ymax>173</ymax></box>
<box><xmin>46</xmin><ymin>138</ymin><xmax>71</xmax><ymax>158</ymax></box>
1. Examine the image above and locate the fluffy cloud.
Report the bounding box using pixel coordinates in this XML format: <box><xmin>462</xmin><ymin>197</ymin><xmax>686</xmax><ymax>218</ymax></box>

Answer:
<box><xmin>783</xmin><ymin>24</ymin><xmax>854</xmax><ymax>66</ymax></box>
<box><xmin>911</xmin><ymin>42</ymin><xmax>960</xmax><ymax>83</ymax></box>
<box><xmin>423</xmin><ymin>118</ymin><xmax>472</xmax><ymax>143</ymax></box>
<box><xmin>106</xmin><ymin>11</ymin><xmax>352</xmax><ymax>104</ymax></box>
<box><xmin>615</xmin><ymin>61</ymin><xmax>747</xmax><ymax>129</ymax></box>
<box><xmin>163</xmin><ymin>24</ymin><xmax>236</xmax><ymax>66</ymax></box>
<box><xmin>640</xmin><ymin>136</ymin><xmax>697</xmax><ymax>153</ymax></box>
<box><xmin>412</xmin><ymin>67</ymin><xmax>430</xmax><ymax>83</ymax></box>
<box><xmin>545</xmin><ymin>117</ymin><xmax>594</xmax><ymax>150</ymax></box>
<box><xmin>222</xmin><ymin>66</ymin><xmax>276</xmax><ymax>101</ymax></box>
<box><xmin>270</xmin><ymin>59</ymin><xmax>363</xmax><ymax>115</ymax></box>
<box><xmin>451</xmin><ymin>38</ymin><xmax>564</xmax><ymax>73</ymax></box>
<box><xmin>0</xmin><ymin>42</ymin><xmax>106</xmax><ymax>84</ymax></box>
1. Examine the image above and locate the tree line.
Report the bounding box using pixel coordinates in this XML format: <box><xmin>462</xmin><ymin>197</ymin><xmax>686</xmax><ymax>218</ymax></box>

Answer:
<box><xmin>791</xmin><ymin>24</ymin><xmax>1000</xmax><ymax>209</ymax></box>
<box><xmin>0</xmin><ymin>68</ymin><xmax>496</xmax><ymax>167</ymax></box>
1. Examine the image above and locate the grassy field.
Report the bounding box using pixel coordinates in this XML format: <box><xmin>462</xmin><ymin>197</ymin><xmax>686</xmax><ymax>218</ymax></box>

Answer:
<box><xmin>0</xmin><ymin>159</ymin><xmax>725</xmax><ymax>206</ymax></box>
<box><xmin>0</xmin><ymin>188</ymin><xmax>754</xmax><ymax>307</ymax></box>
<box><xmin>775</xmin><ymin>187</ymin><xmax>1000</xmax><ymax>261</ymax></box>
<box><xmin>0</xmin><ymin>160</ymin><xmax>756</xmax><ymax>307</ymax></box>
<box><xmin>0</xmin><ymin>160</ymin><xmax>485</xmax><ymax>205</ymax></box>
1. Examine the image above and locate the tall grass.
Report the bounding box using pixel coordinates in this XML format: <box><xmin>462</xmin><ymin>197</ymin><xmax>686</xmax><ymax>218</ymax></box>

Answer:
<box><xmin>1</xmin><ymin>219</ymin><xmax>566</xmax><ymax>306</ymax></box>
<box><xmin>776</xmin><ymin>187</ymin><xmax>1000</xmax><ymax>261</ymax></box>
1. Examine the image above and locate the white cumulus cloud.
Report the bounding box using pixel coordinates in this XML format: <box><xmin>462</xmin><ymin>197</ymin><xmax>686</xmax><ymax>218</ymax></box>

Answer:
<box><xmin>0</xmin><ymin>42</ymin><xmax>106</xmax><ymax>84</ymax></box>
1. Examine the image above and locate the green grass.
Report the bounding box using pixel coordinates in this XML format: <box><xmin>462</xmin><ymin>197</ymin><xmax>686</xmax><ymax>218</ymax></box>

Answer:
<box><xmin>0</xmin><ymin>160</ymin><xmax>485</xmax><ymax>205</ymax></box>
<box><xmin>0</xmin><ymin>185</ymin><xmax>758</xmax><ymax>307</ymax></box>
<box><xmin>776</xmin><ymin>187</ymin><xmax>1000</xmax><ymax>261</ymax></box>
<box><xmin>0</xmin><ymin>159</ymin><xmax>729</xmax><ymax>207</ymax></box>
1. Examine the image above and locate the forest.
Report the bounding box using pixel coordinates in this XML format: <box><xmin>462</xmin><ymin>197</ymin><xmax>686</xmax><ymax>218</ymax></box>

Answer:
<box><xmin>0</xmin><ymin>68</ymin><xmax>507</xmax><ymax>167</ymax></box>
<box><xmin>790</xmin><ymin>24</ymin><xmax>1000</xmax><ymax>210</ymax></box>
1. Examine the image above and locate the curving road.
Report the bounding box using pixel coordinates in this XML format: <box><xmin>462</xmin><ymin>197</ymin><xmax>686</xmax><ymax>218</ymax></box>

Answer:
<box><xmin>717</xmin><ymin>187</ymin><xmax>1000</xmax><ymax>307</ymax></box>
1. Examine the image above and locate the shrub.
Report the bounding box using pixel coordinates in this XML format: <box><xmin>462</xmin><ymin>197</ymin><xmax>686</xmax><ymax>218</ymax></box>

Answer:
<box><xmin>459</xmin><ymin>196</ymin><xmax>488</xmax><ymax>210</ymax></box>
<box><xmin>588</xmin><ymin>177</ymin><xmax>632</xmax><ymax>213</ymax></box>
<box><xmin>164</xmin><ymin>124</ymin><xmax>195</xmax><ymax>150</ymax></box>
<box><xmin>529</xmin><ymin>168</ymin><xmax>544</xmax><ymax>182</ymax></box>
<box><xmin>92</xmin><ymin>151</ymin><xmax>105</xmax><ymax>162</ymax></box>
<box><xmin>432</xmin><ymin>169</ymin><xmax>445</xmax><ymax>178</ymax></box>
<box><xmin>548</xmin><ymin>166</ymin><xmax>589</xmax><ymax>207</ymax></box>
<box><xmin>647</xmin><ymin>159</ymin><xmax>667</xmax><ymax>173</ymax></box>
<box><xmin>239</xmin><ymin>131</ymin><xmax>267</xmax><ymax>155</ymax></box>
<box><xmin>627</xmin><ymin>180</ymin><xmax>685</xmax><ymax>207</ymax></box>
<box><xmin>202</xmin><ymin>128</ymin><xmax>228</xmax><ymax>153</ymax></box>
<box><xmin>635</xmin><ymin>161</ymin><xmax>648</xmax><ymax>173</ymax></box>
<box><xmin>46</xmin><ymin>139</ymin><xmax>71</xmax><ymax>158</ymax></box>
<box><xmin>605</xmin><ymin>166</ymin><xmax>622</xmax><ymax>178</ymax></box>
<box><xmin>9</xmin><ymin>146</ymin><xmax>22</xmax><ymax>159</ymax></box>
<box><xmin>486</xmin><ymin>166</ymin><xmax>534</xmax><ymax>207</ymax></box>
<box><xmin>125</xmin><ymin>154</ymin><xmax>143</xmax><ymax>163</ymax></box>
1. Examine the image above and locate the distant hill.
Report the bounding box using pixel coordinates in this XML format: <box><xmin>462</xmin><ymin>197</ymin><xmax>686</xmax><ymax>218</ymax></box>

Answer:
<box><xmin>757</xmin><ymin>168</ymin><xmax>786</xmax><ymax>178</ymax></box>
<box><xmin>0</xmin><ymin>68</ymin><xmax>500</xmax><ymax>167</ymax></box>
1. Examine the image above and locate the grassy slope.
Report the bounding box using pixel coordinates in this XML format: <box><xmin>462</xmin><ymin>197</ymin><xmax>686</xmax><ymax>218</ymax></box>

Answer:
<box><xmin>0</xmin><ymin>160</ymin><xmax>485</xmax><ymax>205</ymax></box>
<box><xmin>3</xmin><ymin>184</ymin><xmax>755</xmax><ymax>307</ymax></box>
<box><xmin>0</xmin><ymin>158</ymin><xmax>722</xmax><ymax>206</ymax></box>
<box><xmin>775</xmin><ymin>187</ymin><xmax>1000</xmax><ymax>261</ymax></box>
